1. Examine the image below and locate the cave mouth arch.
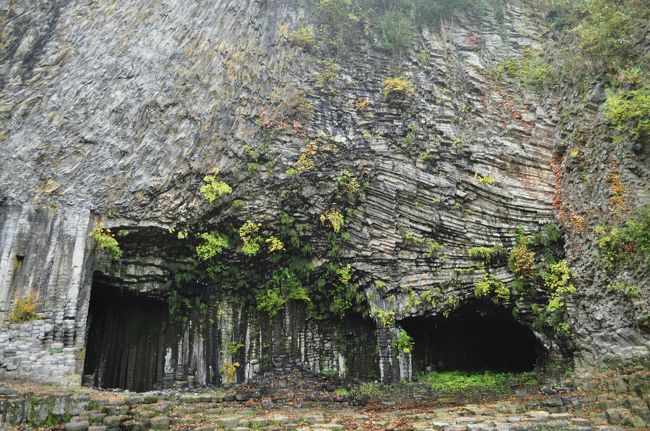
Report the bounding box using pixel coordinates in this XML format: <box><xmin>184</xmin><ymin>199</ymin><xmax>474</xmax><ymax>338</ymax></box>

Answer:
<box><xmin>82</xmin><ymin>275</ymin><xmax>172</xmax><ymax>392</ymax></box>
<box><xmin>399</xmin><ymin>301</ymin><xmax>543</xmax><ymax>373</ymax></box>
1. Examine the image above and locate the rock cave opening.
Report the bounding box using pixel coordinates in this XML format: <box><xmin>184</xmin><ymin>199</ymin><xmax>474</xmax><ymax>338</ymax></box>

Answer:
<box><xmin>399</xmin><ymin>301</ymin><xmax>543</xmax><ymax>373</ymax></box>
<box><xmin>83</xmin><ymin>275</ymin><xmax>172</xmax><ymax>392</ymax></box>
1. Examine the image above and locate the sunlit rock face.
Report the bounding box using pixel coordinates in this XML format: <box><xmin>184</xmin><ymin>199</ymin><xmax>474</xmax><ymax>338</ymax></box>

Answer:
<box><xmin>0</xmin><ymin>0</ymin><xmax>648</xmax><ymax>389</ymax></box>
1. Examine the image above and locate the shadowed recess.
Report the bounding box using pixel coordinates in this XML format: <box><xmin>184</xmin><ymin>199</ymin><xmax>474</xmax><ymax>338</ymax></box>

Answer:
<box><xmin>399</xmin><ymin>302</ymin><xmax>543</xmax><ymax>373</ymax></box>
<box><xmin>83</xmin><ymin>278</ymin><xmax>172</xmax><ymax>392</ymax></box>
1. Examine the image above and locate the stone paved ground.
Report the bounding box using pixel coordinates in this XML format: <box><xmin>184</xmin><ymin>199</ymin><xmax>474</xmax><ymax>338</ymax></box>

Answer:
<box><xmin>2</xmin><ymin>374</ymin><xmax>648</xmax><ymax>431</ymax></box>
<box><xmin>3</xmin><ymin>396</ymin><xmax>639</xmax><ymax>431</ymax></box>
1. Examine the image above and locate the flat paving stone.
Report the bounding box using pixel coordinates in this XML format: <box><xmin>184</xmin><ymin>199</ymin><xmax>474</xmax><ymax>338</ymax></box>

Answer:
<box><xmin>65</xmin><ymin>421</ymin><xmax>90</xmax><ymax>431</ymax></box>
<box><xmin>217</xmin><ymin>417</ymin><xmax>242</xmax><ymax>428</ymax></box>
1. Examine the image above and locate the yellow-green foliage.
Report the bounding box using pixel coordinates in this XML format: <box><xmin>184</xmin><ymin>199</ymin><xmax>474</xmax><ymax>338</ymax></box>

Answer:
<box><xmin>468</xmin><ymin>245</ymin><xmax>504</xmax><ymax>264</ymax></box>
<box><xmin>475</xmin><ymin>173</ymin><xmax>496</xmax><ymax>185</ymax></box>
<box><xmin>320</xmin><ymin>209</ymin><xmax>344</xmax><ymax>233</ymax></box>
<box><xmin>548</xmin><ymin>0</ymin><xmax>649</xmax><ymax>82</ymax></box>
<box><xmin>290</xmin><ymin>26</ymin><xmax>317</xmax><ymax>50</ymax></box>
<box><xmin>604</xmin><ymin>87</ymin><xmax>650</xmax><ymax>141</ymax></box>
<box><xmin>497</xmin><ymin>49</ymin><xmax>551</xmax><ymax>87</ymax></box>
<box><xmin>423</xmin><ymin>371</ymin><xmax>537</xmax><ymax>396</ymax></box>
<box><xmin>542</xmin><ymin>260</ymin><xmax>576</xmax><ymax>313</ymax></box>
<box><xmin>394</xmin><ymin>329</ymin><xmax>414</xmax><ymax>354</ymax></box>
<box><xmin>8</xmin><ymin>292</ymin><xmax>41</xmax><ymax>323</ymax></box>
<box><xmin>598</xmin><ymin>205</ymin><xmax>650</xmax><ymax>273</ymax></box>
<box><xmin>378</xmin><ymin>10</ymin><xmax>413</xmax><ymax>57</ymax></box>
<box><xmin>337</xmin><ymin>264</ymin><xmax>352</xmax><ymax>285</ymax></box>
<box><xmin>256</xmin><ymin>288</ymin><xmax>286</xmax><ymax>316</ymax></box>
<box><xmin>317</xmin><ymin>0</ymin><xmax>363</xmax><ymax>51</ymax></box>
<box><xmin>89</xmin><ymin>227</ymin><xmax>123</xmax><ymax>261</ymax></box>
<box><xmin>402</xmin><ymin>229</ymin><xmax>424</xmax><ymax>246</ymax></box>
<box><xmin>335</xmin><ymin>169</ymin><xmax>364</xmax><ymax>201</ymax></box>
<box><xmin>382</xmin><ymin>76</ymin><xmax>415</xmax><ymax>101</ymax></box>
<box><xmin>200</xmin><ymin>170</ymin><xmax>232</xmax><ymax>203</ymax></box>
<box><xmin>227</xmin><ymin>342</ymin><xmax>245</xmax><ymax>355</ymax></box>
<box><xmin>572</xmin><ymin>0</ymin><xmax>643</xmax><ymax>70</ymax></box>
<box><xmin>294</xmin><ymin>141</ymin><xmax>319</xmax><ymax>173</ymax></box>
<box><xmin>608</xmin><ymin>282</ymin><xmax>639</xmax><ymax>299</ymax></box>
<box><xmin>371</xmin><ymin>307</ymin><xmax>396</xmax><ymax>328</ymax></box>
<box><xmin>509</xmin><ymin>240</ymin><xmax>536</xmax><ymax>276</ymax></box>
<box><xmin>473</xmin><ymin>276</ymin><xmax>510</xmax><ymax>303</ymax></box>
<box><xmin>350</xmin><ymin>383</ymin><xmax>382</xmax><ymax>401</ymax></box>
<box><xmin>265</xmin><ymin>236</ymin><xmax>285</xmax><ymax>253</ymax></box>
<box><xmin>221</xmin><ymin>362</ymin><xmax>240</xmax><ymax>384</ymax></box>
<box><xmin>239</xmin><ymin>220</ymin><xmax>263</xmax><ymax>256</ymax></box>
<box><xmin>196</xmin><ymin>232</ymin><xmax>229</xmax><ymax>260</ymax></box>
<box><xmin>314</xmin><ymin>59</ymin><xmax>338</xmax><ymax>87</ymax></box>
<box><xmin>423</xmin><ymin>240</ymin><xmax>443</xmax><ymax>258</ymax></box>
<box><xmin>329</xmin><ymin>296</ymin><xmax>352</xmax><ymax>319</ymax></box>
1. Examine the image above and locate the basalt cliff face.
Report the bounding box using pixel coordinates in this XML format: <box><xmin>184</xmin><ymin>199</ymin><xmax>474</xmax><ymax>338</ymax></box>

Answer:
<box><xmin>0</xmin><ymin>0</ymin><xmax>648</xmax><ymax>394</ymax></box>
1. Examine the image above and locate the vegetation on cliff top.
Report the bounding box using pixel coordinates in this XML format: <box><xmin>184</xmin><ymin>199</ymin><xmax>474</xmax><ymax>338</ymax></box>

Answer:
<box><xmin>317</xmin><ymin>0</ymin><xmax>497</xmax><ymax>55</ymax></box>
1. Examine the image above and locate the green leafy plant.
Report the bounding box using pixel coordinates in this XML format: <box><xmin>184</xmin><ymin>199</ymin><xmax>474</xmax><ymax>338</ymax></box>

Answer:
<box><xmin>335</xmin><ymin>169</ymin><xmax>365</xmax><ymax>201</ymax></box>
<box><xmin>371</xmin><ymin>307</ymin><xmax>396</xmax><ymax>328</ymax></box>
<box><xmin>314</xmin><ymin>59</ymin><xmax>338</xmax><ymax>87</ymax></box>
<box><xmin>330</xmin><ymin>295</ymin><xmax>352</xmax><ymax>319</ymax></box>
<box><xmin>419</xmin><ymin>149</ymin><xmax>433</xmax><ymax>162</ymax></box>
<box><xmin>378</xmin><ymin>10</ymin><xmax>413</xmax><ymax>57</ymax></box>
<box><xmin>608</xmin><ymin>282</ymin><xmax>640</xmax><ymax>299</ymax></box>
<box><xmin>604</xmin><ymin>87</ymin><xmax>650</xmax><ymax>141</ymax></box>
<box><xmin>473</xmin><ymin>276</ymin><xmax>510</xmax><ymax>303</ymax></box>
<box><xmin>239</xmin><ymin>220</ymin><xmax>263</xmax><ymax>256</ymax></box>
<box><xmin>200</xmin><ymin>170</ymin><xmax>232</xmax><ymax>203</ymax></box>
<box><xmin>349</xmin><ymin>383</ymin><xmax>382</xmax><ymax>403</ymax></box>
<box><xmin>89</xmin><ymin>227</ymin><xmax>123</xmax><ymax>261</ymax></box>
<box><xmin>196</xmin><ymin>232</ymin><xmax>229</xmax><ymax>260</ymax></box>
<box><xmin>337</xmin><ymin>264</ymin><xmax>352</xmax><ymax>285</ymax></box>
<box><xmin>572</xmin><ymin>0</ymin><xmax>642</xmax><ymax>71</ymax></box>
<box><xmin>543</xmin><ymin>260</ymin><xmax>576</xmax><ymax>314</ymax></box>
<box><xmin>256</xmin><ymin>288</ymin><xmax>286</xmax><ymax>317</ymax></box>
<box><xmin>468</xmin><ymin>245</ymin><xmax>505</xmax><ymax>264</ymax></box>
<box><xmin>423</xmin><ymin>240</ymin><xmax>443</xmax><ymax>258</ymax></box>
<box><xmin>394</xmin><ymin>329</ymin><xmax>414</xmax><ymax>354</ymax></box>
<box><xmin>227</xmin><ymin>342</ymin><xmax>245</xmax><ymax>355</ymax></box>
<box><xmin>509</xmin><ymin>240</ymin><xmax>536</xmax><ymax>276</ymax></box>
<box><xmin>335</xmin><ymin>387</ymin><xmax>349</xmax><ymax>396</ymax></box>
<box><xmin>496</xmin><ymin>49</ymin><xmax>551</xmax><ymax>88</ymax></box>
<box><xmin>40</xmin><ymin>414</ymin><xmax>72</xmax><ymax>427</ymax></box>
<box><xmin>475</xmin><ymin>173</ymin><xmax>496</xmax><ymax>185</ymax></box>
<box><xmin>598</xmin><ymin>205</ymin><xmax>650</xmax><ymax>274</ymax></box>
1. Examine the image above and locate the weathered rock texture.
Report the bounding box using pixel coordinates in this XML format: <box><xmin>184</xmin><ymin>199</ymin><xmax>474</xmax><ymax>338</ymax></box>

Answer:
<box><xmin>0</xmin><ymin>0</ymin><xmax>648</xmax><ymax>391</ymax></box>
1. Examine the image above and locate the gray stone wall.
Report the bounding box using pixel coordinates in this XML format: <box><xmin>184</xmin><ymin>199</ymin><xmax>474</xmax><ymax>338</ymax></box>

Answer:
<box><xmin>0</xmin><ymin>203</ymin><xmax>95</xmax><ymax>385</ymax></box>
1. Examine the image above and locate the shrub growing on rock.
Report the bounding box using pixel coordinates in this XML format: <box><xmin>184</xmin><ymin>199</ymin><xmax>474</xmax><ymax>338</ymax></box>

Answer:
<box><xmin>196</xmin><ymin>232</ymin><xmax>229</xmax><ymax>260</ymax></box>
<box><xmin>290</xmin><ymin>26</ymin><xmax>317</xmax><ymax>51</ymax></box>
<box><xmin>604</xmin><ymin>87</ymin><xmax>650</xmax><ymax>142</ymax></box>
<box><xmin>8</xmin><ymin>292</ymin><xmax>41</xmax><ymax>323</ymax></box>
<box><xmin>89</xmin><ymin>227</ymin><xmax>122</xmax><ymax>261</ymax></box>
<box><xmin>382</xmin><ymin>76</ymin><xmax>415</xmax><ymax>102</ymax></box>
<box><xmin>199</xmin><ymin>169</ymin><xmax>232</xmax><ymax>203</ymax></box>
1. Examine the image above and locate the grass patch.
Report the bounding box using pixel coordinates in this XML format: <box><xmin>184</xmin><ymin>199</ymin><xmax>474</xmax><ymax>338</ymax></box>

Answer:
<box><xmin>335</xmin><ymin>387</ymin><xmax>349</xmax><ymax>396</ymax></box>
<box><xmin>422</xmin><ymin>371</ymin><xmax>537</xmax><ymax>396</ymax></box>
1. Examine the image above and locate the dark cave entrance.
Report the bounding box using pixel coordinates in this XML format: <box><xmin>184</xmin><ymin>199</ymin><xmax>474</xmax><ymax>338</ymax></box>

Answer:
<box><xmin>83</xmin><ymin>276</ymin><xmax>171</xmax><ymax>391</ymax></box>
<box><xmin>399</xmin><ymin>302</ymin><xmax>543</xmax><ymax>373</ymax></box>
